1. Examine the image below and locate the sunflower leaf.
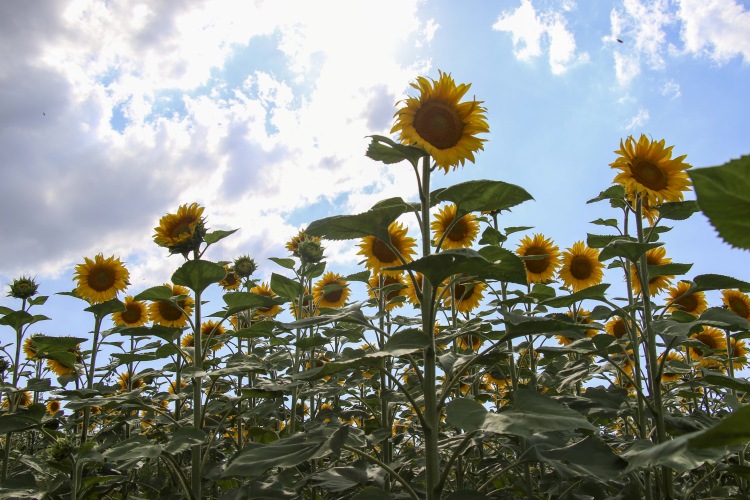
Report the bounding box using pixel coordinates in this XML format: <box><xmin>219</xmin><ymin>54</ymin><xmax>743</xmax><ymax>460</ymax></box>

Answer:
<box><xmin>587</xmin><ymin>234</ymin><xmax>635</xmax><ymax>249</ymax></box>
<box><xmin>542</xmin><ymin>284</ymin><xmax>610</xmax><ymax>308</ymax></box>
<box><xmin>657</xmin><ymin>201</ymin><xmax>700</xmax><ymax>221</ymax></box>
<box><xmin>134</xmin><ymin>285</ymin><xmax>174</xmax><ymax>302</ymax></box>
<box><xmin>693</xmin><ymin>274</ymin><xmax>750</xmax><ymax>293</ymax></box>
<box><xmin>599</xmin><ymin>240</ymin><xmax>663</xmax><ymax>263</ymax></box>
<box><xmin>84</xmin><ymin>297</ymin><xmax>126</xmax><ymax>316</ymax></box>
<box><xmin>365</xmin><ymin>135</ymin><xmax>428</xmax><ymax>166</ymax></box>
<box><xmin>587</xmin><ymin>185</ymin><xmax>626</xmax><ymax>204</ymax></box>
<box><xmin>306</xmin><ymin>200</ymin><xmax>411</xmax><ymax>242</ymax></box>
<box><xmin>172</xmin><ymin>260</ymin><xmax>227</xmax><ymax>295</ymax></box>
<box><xmin>432</xmin><ymin>180</ymin><xmax>533</xmax><ymax>215</ymax></box>
<box><xmin>204</xmin><ymin>228</ymin><xmax>239</xmax><ymax>245</ymax></box>
<box><xmin>270</xmin><ymin>273</ymin><xmax>305</xmax><ymax>302</ymax></box>
<box><xmin>647</xmin><ymin>263</ymin><xmax>693</xmax><ymax>278</ymax></box>
<box><xmin>689</xmin><ymin>155</ymin><xmax>750</xmax><ymax>250</ymax></box>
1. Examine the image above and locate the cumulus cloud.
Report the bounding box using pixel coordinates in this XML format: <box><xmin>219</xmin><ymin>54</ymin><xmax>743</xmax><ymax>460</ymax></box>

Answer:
<box><xmin>677</xmin><ymin>0</ymin><xmax>750</xmax><ymax>63</ymax></box>
<box><xmin>492</xmin><ymin>0</ymin><xmax>588</xmax><ymax>75</ymax></box>
<box><xmin>625</xmin><ymin>108</ymin><xmax>650</xmax><ymax>130</ymax></box>
<box><xmin>0</xmin><ymin>0</ymin><xmax>432</xmax><ymax>283</ymax></box>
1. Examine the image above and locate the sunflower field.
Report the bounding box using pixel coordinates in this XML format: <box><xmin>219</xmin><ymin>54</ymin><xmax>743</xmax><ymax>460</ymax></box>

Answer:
<box><xmin>2</xmin><ymin>71</ymin><xmax>750</xmax><ymax>500</ymax></box>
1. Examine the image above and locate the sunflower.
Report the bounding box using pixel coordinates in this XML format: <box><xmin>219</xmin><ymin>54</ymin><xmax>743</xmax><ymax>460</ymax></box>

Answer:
<box><xmin>721</xmin><ymin>289</ymin><xmax>750</xmax><ymax>320</ymax></box>
<box><xmin>457</xmin><ymin>334</ymin><xmax>483</xmax><ymax>352</ymax></box>
<box><xmin>659</xmin><ymin>351</ymin><xmax>686</xmax><ymax>383</ymax></box>
<box><xmin>219</xmin><ymin>265</ymin><xmax>241</xmax><ymax>291</ymax></box>
<box><xmin>358</xmin><ymin>221</ymin><xmax>417</xmax><ymax>277</ymax></box>
<box><xmin>516</xmin><ymin>233</ymin><xmax>561</xmax><ymax>284</ymax></box>
<box><xmin>556</xmin><ymin>309</ymin><xmax>598</xmax><ymax>345</ymax></box>
<box><xmin>148</xmin><ymin>284</ymin><xmax>194</xmax><ymax>328</ymax></box>
<box><xmin>626</xmin><ymin>193</ymin><xmax>659</xmax><ymax>226</ymax></box>
<box><xmin>47</xmin><ymin>357</ymin><xmax>77</xmax><ymax>377</ymax></box>
<box><xmin>197</xmin><ymin>320</ymin><xmax>226</xmax><ymax>351</ymax></box>
<box><xmin>117</xmin><ymin>372</ymin><xmax>145</xmax><ymax>392</ymax></box>
<box><xmin>689</xmin><ymin>326</ymin><xmax>727</xmax><ymax>366</ymax></box>
<box><xmin>558</xmin><ymin>241</ymin><xmax>604</xmax><ymax>293</ymax></box>
<box><xmin>46</xmin><ymin>400</ymin><xmax>62</xmax><ymax>414</ymax></box>
<box><xmin>112</xmin><ymin>295</ymin><xmax>149</xmax><ymax>327</ymax></box>
<box><xmin>291</xmin><ymin>288</ymin><xmax>314</xmax><ymax>319</ymax></box>
<box><xmin>614</xmin><ymin>350</ymin><xmax>636</xmax><ymax>389</ymax></box>
<box><xmin>153</xmin><ymin>203</ymin><xmax>206</xmax><ymax>254</ymax></box>
<box><xmin>249</xmin><ymin>282</ymin><xmax>283</xmax><ymax>317</ymax></box>
<box><xmin>391</xmin><ymin>70</ymin><xmax>489</xmax><ymax>173</ymax></box>
<box><xmin>2</xmin><ymin>391</ymin><xmax>32</xmax><ymax>409</ymax></box>
<box><xmin>23</xmin><ymin>337</ymin><xmax>39</xmax><ymax>361</ymax></box>
<box><xmin>631</xmin><ymin>247</ymin><xmax>673</xmax><ymax>296</ymax></box>
<box><xmin>730</xmin><ymin>338</ymin><xmax>748</xmax><ymax>369</ymax></box>
<box><xmin>73</xmin><ymin>253</ymin><xmax>129</xmax><ymax>304</ymax></box>
<box><xmin>313</xmin><ymin>272</ymin><xmax>350</xmax><ymax>309</ymax></box>
<box><xmin>444</xmin><ymin>278</ymin><xmax>486</xmax><ymax>314</ymax></box>
<box><xmin>431</xmin><ymin>204</ymin><xmax>479</xmax><ymax>250</ymax></box>
<box><xmin>404</xmin><ymin>272</ymin><xmax>424</xmax><ymax>306</ymax></box>
<box><xmin>604</xmin><ymin>316</ymin><xmax>629</xmax><ymax>340</ymax></box>
<box><xmin>610</xmin><ymin>134</ymin><xmax>692</xmax><ymax>206</ymax></box>
<box><xmin>286</xmin><ymin>230</ymin><xmax>321</xmax><ymax>257</ymax></box>
<box><xmin>665</xmin><ymin>282</ymin><xmax>707</xmax><ymax>316</ymax></box>
<box><xmin>368</xmin><ymin>273</ymin><xmax>407</xmax><ymax>312</ymax></box>
<box><xmin>168</xmin><ymin>380</ymin><xmax>187</xmax><ymax>394</ymax></box>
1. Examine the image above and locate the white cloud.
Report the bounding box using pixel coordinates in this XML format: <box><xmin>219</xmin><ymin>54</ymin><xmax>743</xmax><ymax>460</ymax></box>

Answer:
<box><xmin>677</xmin><ymin>0</ymin><xmax>750</xmax><ymax>63</ymax></box>
<box><xmin>661</xmin><ymin>79</ymin><xmax>681</xmax><ymax>99</ymax></box>
<box><xmin>625</xmin><ymin>108</ymin><xmax>650</xmax><ymax>130</ymax></box>
<box><xmin>492</xmin><ymin>0</ymin><xmax>588</xmax><ymax>74</ymax></box>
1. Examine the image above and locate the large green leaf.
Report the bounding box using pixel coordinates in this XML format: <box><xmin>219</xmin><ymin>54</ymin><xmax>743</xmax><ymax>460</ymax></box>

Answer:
<box><xmin>172</xmin><ymin>260</ymin><xmax>226</xmax><ymax>295</ymax></box>
<box><xmin>223</xmin><ymin>426</ymin><xmax>348</xmax><ymax>478</ymax></box>
<box><xmin>689</xmin><ymin>155</ymin><xmax>750</xmax><ymax>250</ymax></box>
<box><xmin>102</xmin><ymin>435</ymin><xmax>163</xmax><ymax>461</ymax></box>
<box><xmin>432</xmin><ymin>180</ymin><xmax>533</xmax><ymax>215</ymax></box>
<box><xmin>134</xmin><ymin>285</ymin><xmax>174</xmax><ymax>302</ymax></box>
<box><xmin>542</xmin><ymin>284</ymin><xmax>610</xmax><ymax>309</ymax></box>
<box><xmin>306</xmin><ymin>198</ymin><xmax>414</xmax><ymax>241</ymax></box>
<box><xmin>658</xmin><ymin>200</ymin><xmax>700</xmax><ymax>221</ymax></box>
<box><xmin>693</xmin><ymin>274</ymin><xmax>750</xmax><ymax>293</ymax></box>
<box><xmin>0</xmin><ymin>310</ymin><xmax>49</xmax><ymax>331</ymax></box>
<box><xmin>223</xmin><ymin>292</ymin><xmax>280</xmax><ymax>316</ymax></box>
<box><xmin>599</xmin><ymin>240</ymin><xmax>662</xmax><ymax>263</ymax></box>
<box><xmin>446</xmin><ymin>388</ymin><xmax>595</xmax><ymax>437</ymax></box>
<box><xmin>84</xmin><ymin>297</ymin><xmax>126</xmax><ymax>316</ymax></box>
<box><xmin>537</xmin><ymin>435</ymin><xmax>628</xmax><ymax>480</ymax></box>
<box><xmin>365</xmin><ymin>134</ymin><xmax>428</xmax><ymax>165</ymax></box>
<box><xmin>0</xmin><ymin>404</ymin><xmax>45</xmax><ymax>434</ymax></box>
<box><xmin>164</xmin><ymin>427</ymin><xmax>206</xmax><ymax>454</ymax></box>
<box><xmin>270</xmin><ymin>273</ymin><xmax>305</xmax><ymax>301</ymax></box>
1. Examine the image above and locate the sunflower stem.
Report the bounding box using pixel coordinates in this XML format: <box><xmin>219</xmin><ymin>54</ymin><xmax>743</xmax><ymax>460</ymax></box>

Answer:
<box><xmin>191</xmin><ymin>280</ymin><xmax>203</xmax><ymax>500</ymax></box>
<box><xmin>81</xmin><ymin>312</ymin><xmax>104</xmax><ymax>444</ymax></box>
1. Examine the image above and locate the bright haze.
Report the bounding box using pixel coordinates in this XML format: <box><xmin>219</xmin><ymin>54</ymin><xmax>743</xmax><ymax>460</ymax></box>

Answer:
<box><xmin>1</xmin><ymin>0</ymin><xmax>748</xmax><ymax>334</ymax></box>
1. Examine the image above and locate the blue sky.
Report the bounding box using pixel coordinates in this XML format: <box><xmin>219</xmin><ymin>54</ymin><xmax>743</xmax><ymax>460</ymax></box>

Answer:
<box><xmin>1</xmin><ymin>0</ymin><xmax>748</xmax><ymax>340</ymax></box>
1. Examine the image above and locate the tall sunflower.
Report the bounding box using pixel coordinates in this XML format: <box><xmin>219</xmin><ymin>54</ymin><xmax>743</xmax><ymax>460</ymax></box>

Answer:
<box><xmin>444</xmin><ymin>278</ymin><xmax>486</xmax><ymax>314</ymax></box>
<box><xmin>431</xmin><ymin>204</ymin><xmax>479</xmax><ymax>250</ymax></box>
<box><xmin>313</xmin><ymin>272</ymin><xmax>350</xmax><ymax>309</ymax></box>
<box><xmin>112</xmin><ymin>295</ymin><xmax>149</xmax><ymax>327</ymax></box>
<box><xmin>558</xmin><ymin>242</ymin><xmax>604</xmax><ymax>293</ymax></box>
<box><xmin>148</xmin><ymin>284</ymin><xmax>194</xmax><ymax>328</ymax></box>
<box><xmin>631</xmin><ymin>247</ymin><xmax>673</xmax><ymax>296</ymax></box>
<box><xmin>153</xmin><ymin>203</ymin><xmax>206</xmax><ymax>254</ymax></box>
<box><xmin>516</xmin><ymin>233</ymin><xmax>561</xmax><ymax>284</ymax></box>
<box><xmin>23</xmin><ymin>337</ymin><xmax>39</xmax><ymax>361</ymax></box>
<box><xmin>46</xmin><ymin>400</ymin><xmax>62</xmax><ymax>414</ymax></box>
<box><xmin>391</xmin><ymin>70</ymin><xmax>489</xmax><ymax>173</ymax></box>
<box><xmin>689</xmin><ymin>326</ymin><xmax>727</xmax><ymax>367</ymax></box>
<box><xmin>721</xmin><ymin>289</ymin><xmax>750</xmax><ymax>320</ymax></box>
<box><xmin>358</xmin><ymin>221</ymin><xmax>417</xmax><ymax>277</ymax></box>
<box><xmin>368</xmin><ymin>273</ymin><xmax>407</xmax><ymax>312</ymax></box>
<box><xmin>73</xmin><ymin>254</ymin><xmax>129</xmax><ymax>304</ymax></box>
<box><xmin>610</xmin><ymin>134</ymin><xmax>692</xmax><ymax>206</ymax></box>
<box><xmin>249</xmin><ymin>282</ymin><xmax>283</xmax><ymax>317</ymax></box>
<box><xmin>665</xmin><ymin>282</ymin><xmax>707</xmax><ymax>316</ymax></box>
<box><xmin>47</xmin><ymin>356</ymin><xmax>78</xmax><ymax>377</ymax></box>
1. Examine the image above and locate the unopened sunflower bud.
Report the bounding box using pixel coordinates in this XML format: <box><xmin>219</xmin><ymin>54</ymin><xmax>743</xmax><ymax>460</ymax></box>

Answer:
<box><xmin>234</xmin><ymin>256</ymin><xmax>257</xmax><ymax>278</ymax></box>
<box><xmin>297</xmin><ymin>238</ymin><xmax>325</xmax><ymax>264</ymax></box>
<box><xmin>8</xmin><ymin>276</ymin><xmax>39</xmax><ymax>300</ymax></box>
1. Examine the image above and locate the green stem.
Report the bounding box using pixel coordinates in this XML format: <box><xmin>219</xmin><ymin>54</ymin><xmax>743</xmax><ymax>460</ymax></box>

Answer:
<box><xmin>191</xmin><ymin>285</ymin><xmax>203</xmax><ymax>500</ymax></box>
<box><xmin>81</xmin><ymin>313</ymin><xmax>104</xmax><ymax>444</ymax></box>
<box><xmin>342</xmin><ymin>445</ymin><xmax>420</xmax><ymax>500</ymax></box>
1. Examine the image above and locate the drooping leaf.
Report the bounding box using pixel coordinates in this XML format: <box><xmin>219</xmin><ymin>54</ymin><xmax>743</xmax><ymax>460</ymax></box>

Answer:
<box><xmin>432</xmin><ymin>180</ymin><xmax>533</xmax><ymax>215</ymax></box>
<box><xmin>693</xmin><ymin>274</ymin><xmax>750</xmax><ymax>293</ymax></box>
<box><xmin>223</xmin><ymin>292</ymin><xmax>280</xmax><ymax>316</ymax></box>
<box><xmin>537</xmin><ymin>435</ymin><xmax>628</xmax><ymax>480</ymax></box>
<box><xmin>689</xmin><ymin>155</ymin><xmax>750</xmax><ymax>250</ymax></box>
<box><xmin>365</xmin><ymin>134</ymin><xmax>428</xmax><ymax>165</ymax></box>
<box><xmin>84</xmin><ymin>297</ymin><xmax>126</xmax><ymax>316</ymax></box>
<box><xmin>102</xmin><ymin>435</ymin><xmax>163</xmax><ymax>461</ymax></box>
<box><xmin>172</xmin><ymin>260</ymin><xmax>226</xmax><ymax>295</ymax></box>
<box><xmin>134</xmin><ymin>285</ymin><xmax>174</xmax><ymax>302</ymax></box>
<box><xmin>164</xmin><ymin>427</ymin><xmax>207</xmax><ymax>455</ymax></box>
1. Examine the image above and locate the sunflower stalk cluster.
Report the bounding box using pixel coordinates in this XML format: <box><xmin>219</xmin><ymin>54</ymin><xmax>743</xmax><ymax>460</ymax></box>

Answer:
<box><xmin>1</xmin><ymin>71</ymin><xmax>750</xmax><ymax>500</ymax></box>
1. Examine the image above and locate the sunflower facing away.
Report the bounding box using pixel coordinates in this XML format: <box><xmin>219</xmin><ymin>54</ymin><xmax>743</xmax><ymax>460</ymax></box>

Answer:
<box><xmin>610</xmin><ymin>134</ymin><xmax>692</xmax><ymax>206</ymax></box>
<box><xmin>665</xmin><ymin>282</ymin><xmax>707</xmax><ymax>316</ymax></box>
<box><xmin>153</xmin><ymin>203</ymin><xmax>206</xmax><ymax>254</ymax></box>
<box><xmin>391</xmin><ymin>70</ymin><xmax>489</xmax><ymax>173</ymax></box>
<box><xmin>148</xmin><ymin>284</ymin><xmax>194</xmax><ymax>328</ymax></box>
<box><xmin>631</xmin><ymin>247</ymin><xmax>673</xmax><ymax>296</ymax></box>
<box><xmin>444</xmin><ymin>278</ymin><xmax>486</xmax><ymax>314</ymax></box>
<box><xmin>117</xmin><ymin>372</ymin><xmax>146</xmax><ymax>392</ymax></box>
<box><xmin>558</xmin><ymin>242</ymin><xmax>604</xmax><ymax>293</ymax></box>
<box><xmin>73</xmin><ymin>253</ymin><xmax>129</xmax><ymax>304</ymax></box>
<box><xmin>249</xmin><ymin>282</ymin><xmax>283</xmax><ymax>317</ymax></box>
<box><xmin>112</xmin><ymin>295</ymin><xmax>149</xmax><ymax>327</ymax></box>
<box><xmin>23</xmin><ymin>337</ymin><xmax>39</xmax><ymax>361</ymax></box>
<box><xmin>358</xmin><ymin>221</ymin><xmax>417</xmax><ymax>277</ymax></box>
<box><xmin>313</xmin><ymin>272</ymin><xmax>351</xmax><ymax>309</ymax></box>
<box><xmin>516</xmin><ymin>233</ymin><xmax>561</xmax><ymax>284</ymax></box>
<box><xmin>721</xmin><ymin>289</ymin><xmax>750</xmax><ymax>320</ymax></box>
<box><xmin>431</xmin><ymin>204</ymin><xmax>479</xmax><ymax>250</ymax></box>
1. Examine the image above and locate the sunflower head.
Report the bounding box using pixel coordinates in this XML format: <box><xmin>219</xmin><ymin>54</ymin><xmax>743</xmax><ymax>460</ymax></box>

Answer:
<box><xmin>730</xmin><ymin>338</ymin><xmax>748</xmax><ymax>369</ymax></box>
<box><xmin>631</xmin><ymin>247</ymin><xmax>673</xmax><ymax>296</ymax></box>
<box><xmin>47</xmin><ymin>357</ymin><xmax>77</xmax><ymax>377</ymax></box>
<box><xmin>219</xmin><ymin>265</ymin><xmax>241</xmax><ymax>291</ymax></box>
<box><xmin>23</xmin><ymin>336</ymin><xmax>40</xmax><ymax>361</ymax></box>
<box><xmin>0</xmin><ymin>358</ymin><xmax>8</xmax><ymax>373</ymax></box>
<box><xmin>286</xmin><ymin>231</ymin><xmax>321</xmax><ymax>256</ymax></box>
<box><xmin>444</xmin><ymin>278</ymin><xmax>486</xmax><ymax>314</ymax></box>
<box><xmin>112</xmin><ymin>295</ymin><xmax>149</xmax><ymax>327</ymax></box>
<box><xmin>153</xmin><ymin>203</ymin><xmax>206</xmax><ymax>256</ymax></box>
<box><xmin>297</xmin><ymin>238</ymin><xmax>325</xmax><ymax>265</ymax></box>
<box><xmin>73</xmin><ymin>254</ymin><xmax>130</xmax><ymax>304</ymax></box>
<box><xmin>659</xmin><ymin>351</ymin><xmax>686</xmax><ymax>383</ymax></box>
<box><xmin>516</xmin><ymin>234</ymin><xmax>561</xmax><ymax>284</ymax></box>
<box><xmin>357</xmin><ymin>221</ymin><xmax>417</xmax><ymax>277</ymax></box>
<box><xmin>610</xmin><ymin>134</ymin><xmax>692</xmax><ymax>206</ymax></box>
<box><xmin>148</xmin><ymin>284</ymin><xmax>194</xmax><ymax>328</ymax></box>
<box><xmin>558</xmin><ymin>242</ymin><xmax>604</xmax><ymax>293</ymax></box>
<box><xmin>689</xmin><ymin>326</ymin><xmax>728</xmax><ymax>361</ymax></box>
<box><xmin>391</xmin><ymin>70</ymin><xmax>489</xmax><ymax>173</ymax></box>
<box><xmin>8</xmin><ymin>275</ymin><xmax>39</xmax><ymax>300</ymax></box>
<box><xmin>313</xmin><ymin>272</ymin><xmax>350</xmax><ymax>309</ymax></box>
<box><xmin>249</xmin><ymin>282</ymin><xmax>283</xmax><ymax>317</ymax></box>
<box><xmin>604</xmin><ymin>316</ymin><xmax>629</xmax><ymax>340</ymax></box>
<box><xmin>666</xmin><ymin>282</ymin><xmax>707</xmax><ymax>316</ymax></box>
<box><xmin>200</xmin><ymin>320</ymin><xmax>226</xmax><ymax>351</ymax></box>
<box><xmin>721</xmin><ymin>289</ymin><xmax>750</xmax><ymax>320</ymax></box>
<box><xmin>234</xmin><ymin>255</ymin><xmax>258</xmax><ymax>278</ymax></box>
<box><xmin>46</xmin><ymin>400</ymin><xmax>62</xmax><ymax>414</ymax></box>
<box><xmin>117</xmin><ymin>372</ymin><xmax>145</xmax><ymax>392</ymax></box>
<box><xmin>431</xmin><ymin>204</ymin><xmax>479</xmax><ymax>250</ymax></box>
<box><xmin>368</xmin><ymin>273</ymin><xmax>408</xmax><ymax>311</ymax></box>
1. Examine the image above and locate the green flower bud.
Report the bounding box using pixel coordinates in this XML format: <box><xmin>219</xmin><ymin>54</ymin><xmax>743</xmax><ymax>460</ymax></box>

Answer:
<box><xmin>8</xmin><ymin>276</ymin><xmax>39</xmax><ymax>300</ymax></box>
<box><xmin>234</xmin><ymin>256</ymin><xmax>257</xmax><ymax>278</ymax></box>
<box><xmin>297</xmin><ymin>238</ymin><xmax>325</xmax><ymax>264</ymax></box>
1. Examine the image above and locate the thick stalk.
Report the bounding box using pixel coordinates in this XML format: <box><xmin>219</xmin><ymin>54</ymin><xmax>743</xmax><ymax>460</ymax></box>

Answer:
<box><xmin>191</xmin><ymin>287</ymin><xmax>203</xmax><ymax>499</ymax></box>
<box><xmin>81</xmin><ymin>313</ymin><xmax>104</xmax><ymax>443</ymax></box>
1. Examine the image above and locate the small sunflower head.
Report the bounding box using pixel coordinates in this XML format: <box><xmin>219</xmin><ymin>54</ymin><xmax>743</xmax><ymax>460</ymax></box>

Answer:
<box><xmin>297</xmin><ymin>238</ymin><xmax>325</xmax><ymax>265</ymax></box>
<box><xmin>234</xmin><ymin>256</ymin><xmax>258</xmax><ymax>278</ymax></box>
<box><xmin>48</xmin><ymin>436</ymin><xmax>76</xmax><ymax>462</ymax></box>
<box><xmin>8</xmin><ymin>275</ymin><xmax>39</xmax><ymax>300</ymax></box>
<box><xmin>153</xmin><ymin>203</ymin><xmax>207</xmax><ymax>256</ymax></box>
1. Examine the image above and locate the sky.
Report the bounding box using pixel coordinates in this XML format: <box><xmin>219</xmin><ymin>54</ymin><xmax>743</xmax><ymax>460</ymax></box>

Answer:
<box><xmin>1</xmin><ymin>0</ymin><xmax>749</xmax><ymax>342</ymax></box>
